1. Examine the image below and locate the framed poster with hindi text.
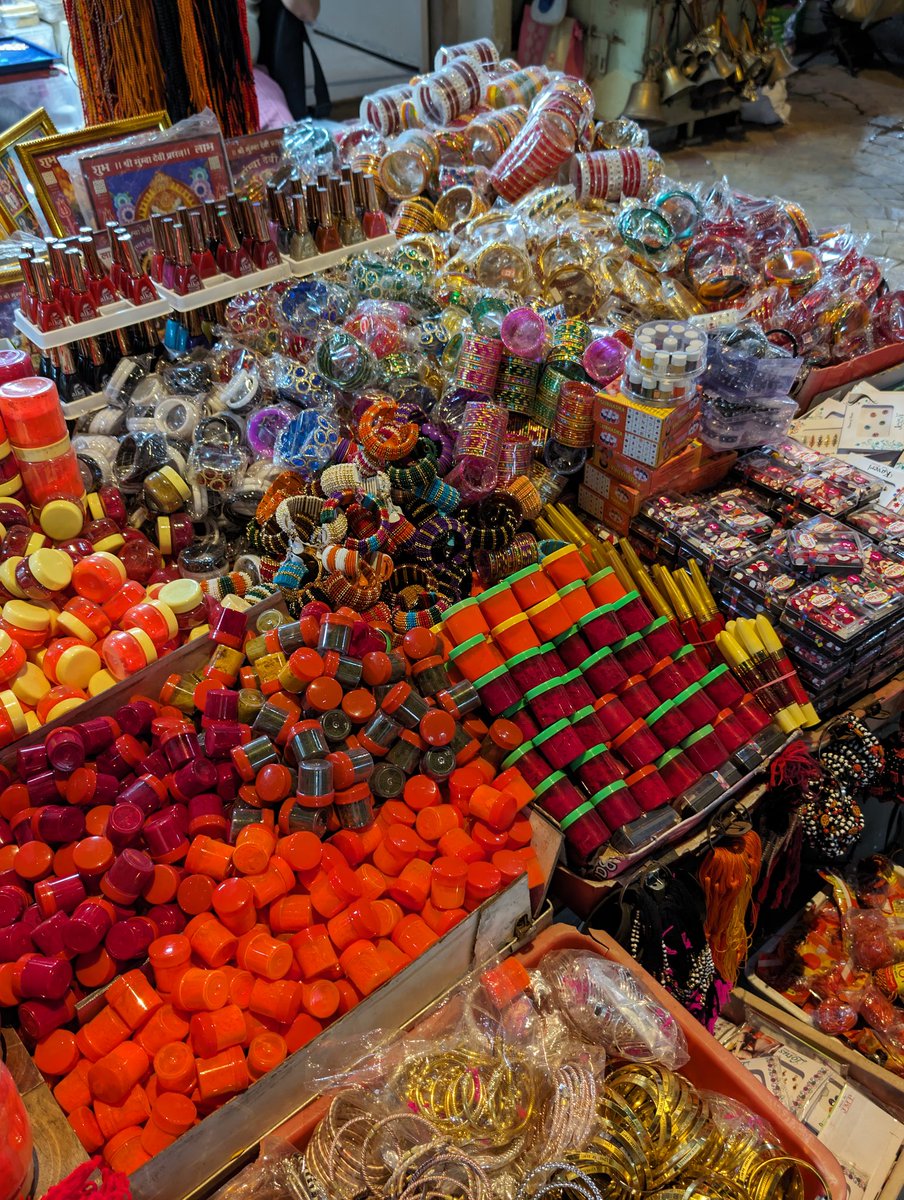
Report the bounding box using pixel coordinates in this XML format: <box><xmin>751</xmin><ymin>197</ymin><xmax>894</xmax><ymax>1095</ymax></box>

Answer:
<box><xmin>226</xmin><ymin>127</ymin><xmax>284</xmax><ymax>195</ymax></box>
<box><xmin>0</xmin><ymin>107</ymin><xmax>56</xmax><ymax>234</ymax></box>
<box><xmin>14</xmin><ymin>111</ymin><xmax>170</xmax><ymax>236</ymax></box>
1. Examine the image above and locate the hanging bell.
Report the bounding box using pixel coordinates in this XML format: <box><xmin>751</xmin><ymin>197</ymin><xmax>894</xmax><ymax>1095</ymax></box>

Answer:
<box><xmin>766</xmin><ymin>43</ymin><xmax>796</xmax><ymax>83</ymax></box>
<box><xmin>711</xmin><ymin>47</ymin><xmax>735</xmax><ymax>79</ymax></box>
<box><xmin>661</xmin><ymin>59</ymin><xmax>694</xmax><ymax>101</ymax></box>
<box><xmin>621</xmin><ymin>74</ymin><xmax>667</xmax><ymax>125</ymax></box>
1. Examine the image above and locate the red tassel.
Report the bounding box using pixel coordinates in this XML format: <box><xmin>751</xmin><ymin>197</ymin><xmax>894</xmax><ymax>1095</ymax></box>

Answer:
<box><xmin>40</xmin><ymin>1157</ymin><xmax>131</xmax><ymax>1200</ymax></box>
<box><xmin>699</xmin><ymin>829</ymin><xmax>763</xmax><ymax>986</ymax></box>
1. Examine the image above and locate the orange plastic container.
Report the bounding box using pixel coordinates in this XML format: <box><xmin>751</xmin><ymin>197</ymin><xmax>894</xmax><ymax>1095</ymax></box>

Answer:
<box><xmin>268</xmin><ymin>925</ymin><xmax>845</xmax><ymax>1200</ymax></box>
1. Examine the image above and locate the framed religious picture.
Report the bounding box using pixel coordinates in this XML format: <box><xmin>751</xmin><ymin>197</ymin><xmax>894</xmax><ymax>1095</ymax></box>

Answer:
<box><xmin>75</xmin><ymin>129</ymin><xmax>231</xmax><ymax>228</ymax></box>
<box><xmin>226</xmin><ymin>127</ymin><xmax>285</xmax><ymax>197</ymax></box>
<box><xmin>14</xmin><ymin>111</ymin><xmax>170</xmax><ymax>236</ymax></box>
<box><xmin>0</xmin><ymin>107</ymin><xmax>56</xmax><ymax>234</ymax></box>
<box><xmin>0</xmin><ymin>260</ymin><xmax>23</xmax><ymax>342</ymax></box>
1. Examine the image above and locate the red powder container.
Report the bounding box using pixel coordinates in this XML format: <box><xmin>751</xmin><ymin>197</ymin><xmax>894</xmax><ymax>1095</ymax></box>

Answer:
<box><xmin>615</xmin><ymin>675</ymin><xmax>658</xmax><ymax>720</ymax></box>
<box><xmin>625</xmin><ymin>765</ymin><xmax>671</xmax><ymax>812</ymax></box>
<box><xmin>680</xmin><ymin>724</ymin><xmax>730</xmax><ymax>773</ymax></box>
<box><xmin>654</xmin><ymin>748</ymin><xmax>702</xmax><ymax>799</ymax></box>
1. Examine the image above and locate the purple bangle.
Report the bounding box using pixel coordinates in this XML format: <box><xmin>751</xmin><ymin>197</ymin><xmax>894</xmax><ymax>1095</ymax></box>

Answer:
<box><xmin>247</xmin><ymin>406</ymin><xmax>295</xmax><ymax>457</ymax></box>
<box><xmin>410</xmin><ymin>514</ymin><xmax>472</xmax><ymax>568</ymax></box>
<box><xmin>422</xmin><ymin>422</ymin><xmax>454</xmax><ymax>475</ymax></box>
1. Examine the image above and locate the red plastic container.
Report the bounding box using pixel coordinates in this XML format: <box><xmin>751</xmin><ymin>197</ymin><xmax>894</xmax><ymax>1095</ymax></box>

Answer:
<box><xmin>671</xmin><ymin>644</ymin><xmax>706</xmax><ymax>684</ymax></box>
<box><xmin>509</xmin><ymin>564</ymin><xmax>555</xmax><ymax>610</ymax></box>
<box><xmin>654</xmin><ymin>747</ymin><xmax>702</xmax><ymax>798</ymax></box>
<box><xmin>700</xmin><ymin>664</ymin><xmax>745</xmax><ymax>710</ymax></box>
<box><xmin>557</xmin><ymin>580</ymin><xmax>595</xmax><ymax>623</ymax></box>
<box><xmin>472</xmin><ymin>665</ymin><xmax>521</xmax><ymax>716</ymax></box>
<box><xmin>673</xmin><ymin>682</ymin><xmax>719</xmax><ymax>730</ymax></box>
<box><xmin>615</xmin><ymin>674</ymin><xmax>658</xmax><ymax>720</ymax></box>
<box><xmin>560</xmin><ymin>668</ymin><xmax>595</xmax><ymax>710</ymax></box>
<box><xmin>645</xmin><ymin>699</ymin><xmax>694</xmax><ymax>750</ymax></box>
<box><xmin>543</xmin><ymin>545</ymin><xmax>590</xmax><ymax>588</ymax></box>
<box><xmin>551</xmin><ymin>624</ymin><xmax>592</xmax><ymax>670</ymax></box>
<box><xmin>569</xmin><ymin>705</ymin><xmax>609</xmax><ymax>752</ymax></box>
<box><xmin>640</xmin><ymin>616</ymin><xmax>683</xmax><ymax>659</ymax></box>
<box><xmin>525</xmin><ymin>679</ymin><xmax>572</xmax><ymax>726</ymax></box>
<box><xmin>556</xmin><ymin>798</ymin><xmax>612</xmax><ymax>862</ymax></box>
<box><xmin>573</xmin><ymin>743</ymin><xmax>626</xmax><ymax>793</ymax></box>
<box><xmin>585</xmin><ymin>567</ymin><xmax>626</xmax><ymax>606</ymax></box>
<box><xmin>500</xmin><ymin>742</ymin><xmax>548</xmax><ymax>788</ymax></box>
<box><xmin>507</xmin><ymin>648</ymin><xmax>553</xmax><ymax>695</ymax></box>
<box><xmin>502</xmin><ymin>697</ymin><xmax>540</xmax><ymax>741</ymax></box>
<box><xmin>591</xmin><ymin>779</ymin><xmax>642</xmax><ymax>829</ymax></box>
<box><xmin>533</xmin><ymin>718</ymin><xmax>586</xmax><ymax>771</ymax></box>
<box><xmin>578</xmin><ymin>647</ymin><xmax>626</xmax><ymax>696</ymax></box>
<box><xmin>591</xmin><ymin>692</ymin><xmax>634</xmax><ymax>741</ymax></box>
<box><xmin>608</xmin><ymin>589</ymin><xmax>653</xmax><ymax>634</ymax></box>
<box><xmin>680</xmin><ymin>724</ymin><xmax>730</xmax><ymax>773</ymax></box>
<box><xmin>647</xmin><ymin>657</ymin><xmax>688</xmax><ymax>703</ymax></box>
<box><xmin>537</xmin><ymin>642</ymin><xmax>568</xmax><ymax>679</ymax></box>
<box><xmin>736</xmin><ymin>692</ymin><xmax>771</xmax><ymax>735</ymax></box>
<box><xmin>612</xmin><ymin>631</ymin><xmax>656</xmax><ymax>677</ymax></box>
<box><xmin>610</xmin><ymin>718</ymin><xmax>664</xmax><ymax>771</ymax></box>
<box><xmin>713</xmin><ymin>707</ymin><xmax>749</xmax><ymax>754</ymax></box>
<box><xmin>625</xmin><ymin>765</ymin><xmax>671</xmax><ymax>812</ymax></box>
<box><xmin>577</xmin><ymin>604</ymin><xmax>625</xmax><ymax>652</ymax></box>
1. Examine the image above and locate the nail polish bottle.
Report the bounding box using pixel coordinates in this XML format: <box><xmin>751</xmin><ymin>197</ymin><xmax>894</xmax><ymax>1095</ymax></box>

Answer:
<box><xmin>32</xmin><ymin>259</ymin><xmax>67</xmax><ymax>332</ymax></box>
<box><xmin>171</xmin><ymin>222</ymin><xmax>202</xmax><ymax>295</ymax></box>
<box><xmin>362</xmin><ymin>175</ymin><xmax>389</xmax><ymax>238</ymax></box>
<box><xmin>117</xmin><ymin>233</ymin><xmax>157</xmax><ymax>304</ymax></box>
<box><xmin>79</xmin><ymin>337</ymin><xmax>109</xmax><ymax>391</ymax></box>
<box><xmin>79</xmin><ymin>236</ymin><xmax>117</xmax><ymax>306</ymax></box>
<box><xmin>55</xmin><ymin>342</ymin><xmax>91</xmax><ymax>402</ymax></box>
<box><xmin>328</xmin><ymin>175</ymin><xmax>342</xmax><ymax>219</ymax></box>
<box><xmin>248</xmin><ymin>202</ymin><xmax>280</xmax><ymax>269</ymax></box>
<box><xmin>265</xmin><ymin>182</ymin><xmax>282</xmax><ymax>248</ymax></box>
<box><xmin>203</xmin><ymin>200</ymin><xmax>221</xmax><ymax>254</ymax></box>
<box><xmin>304</xmin><ymin>182</ymin><xmax>319</xmax><ymax>234</ymax></box>
<box><xmin>288</xmin><ymin>193</ymin><xmax>317</xmax><ymax>261</ymax></box>
<box><xmin>18</xmin><ymin>254</ymin><xmax>37</xmax><ymax>323</ymax></box>
<box><xmin>351</xmin><ymin>168</ymin><xmax>366</xmax><ymax>216</ymax></box>
<box><xmin>216</xmin><ymin>210</ymin><xmax>253</xmax><ymax>278</ymax></box>
<box><xmin>315</xmin><ymin>187</ymin><xmax>341</xmax><ymax>254</ymax></box>
<box><xmin>316</xmin><ymin>170</ymin><xmax>331</xmax><ymax>194</ymax></box>
<box><xmin>186</xmin><ymin>209</ymin><xmax>217</xmax><ymax>280</ymax></box>
<box><xmin>226</xmin><ymin>192</ymin><xmax>244</xmax><ymax>239</ymax></box>
<box><xmin>159</xmin><ymin>221</ymin><xmax>177</xmax><ymax>290</ymax></box>
<box><xmin>238</xmin><ymin>197</ymin><xmax>254</xmax><ymax>254</ymax></box>
<box><xmin>65</xmin><ymin>249</ymin><xmax>99</xmax><ymax>324</ymax></box>
<box><xmin>47</xmin><ymin>243</ymin><xmax>69</xmax><ymax>306</ymax></box>
<box><xmin>272</xmin><ymin>190</ymin><xmax>292</xmax><ymax>255</ymax></box>
<box><xmin>338</xmin><ymin>181</ymin><xmax>364</xmax><ymax>246</ymax></box>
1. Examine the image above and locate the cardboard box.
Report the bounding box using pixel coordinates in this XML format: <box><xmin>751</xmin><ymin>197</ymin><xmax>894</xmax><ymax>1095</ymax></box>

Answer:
<box><xmin>594</xmin><ymin>392</ymin><xmax>701</xmax><ymax>467</ymax></box>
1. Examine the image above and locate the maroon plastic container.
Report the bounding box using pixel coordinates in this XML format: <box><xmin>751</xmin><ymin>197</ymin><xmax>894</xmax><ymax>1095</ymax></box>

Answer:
<box><xmin>559</xmin><ymin>800</ymin><xmax>612</xmax><ymax>861</ymax></box>
<box><xmin>680</xmin><ymin>724</ymin><xmax>730</xmax><ymax>773</ymax></box>
<box><xmin>700</xmin><ymin>663</ymin><xmax>745</xmax><ymax>709</ymax></box>
<box><xmin>616</xmin><ymin>674</ymin><xmax>658</xmax><ymax>720</ymax></box>
<box><xmin>655</xmin><ymin>748</ymin><xmax>702</xmax><ymax>799</ymax></box>
<box><xmin>537</xmin><ymin>642</ymin><xmax>568</xmax><ymax>678</ymax></box>
<box><xmin>473</xmin><ymin>665</ymin><xmax>522</xmax><ymax>716</ymax></box>
<box><xmin>502</xmin><ymin>697</ymin><xmax>541</xmax><ymax>741</ymax></box>
<box><xmin>609</xmin><ymin>589</ymin><xmax>653</xmax><ymax>634</ymax></box>
<box><xmin>525</xmin><ymin>679</ymin><xmax>572</xmax><ymax>725</ymax></box>
<box><xmin>671</xmin><ymin>644</ymin><xmax>706</xmax><ymax>684</ymax></box>
<box><xmin>570</xmin><ymin>705</ymin><xmax>610</xmax><ymax>752</ymax></box>
<box><xmin>552</xmin><ymin>624</ymin><xmax>592</xmax><ymax>670</ymax></box>
<box><xmin>610</xmin><ymin>718</ymin><xmax>665</xmax><ymax>771</ymax></box>
<box><xmin>645</xmin><ymin>698</ymin><xmax>695</xmax><ymax>750</ymax></box>
<box><xmin>647</xmin><ymin>657</ymin><xmax>688</xmax><ymax>702</ymax></box>
<box><xmin>573</xmin><ymin>743</ymin><xmax>626</xmax><ymax>793</ymax></box>
<box><xmin>591</xmin><ymin>779</ymin><xmax>642</xmax><ymax>829</ymax></box>
<box><xmin>713</xmin><ymin>707</ymin><xmax>749</xmax><ymax>754</ymax></box>
<box><xmin>561</xmin><ymin>668</ymin><xmax>595</xmax><ymax>710</ymax></box>
<box><xmin>532</xmin><ymin>769</ymin><xmax>585</xmax><ymax>822</ymax></box>
<box><xmin>736</xmin><ymin>693</ymin><xmax>771</xmax><ymax>735</ymax></box>
<box><xmin>500</xmin><ymin>742</ymin><xmax>548</xmax><ymax>788</ymax></box>
<box><xmin>581</xmin><ymin>647</ymin><xmax>629</xmax><ymax>695</ymax></box>
<box><xmin>592</xmin><ymin>693</ymin><xmax>634</xmax><ymax>741</ymax></box>
<box><xmin>533</xmin><ymin>718</ymin><xmax>586</xmax><ymax>771</ymax></box>
<box><xmin>625</xmin><ymin>765</ymin><xmax>671</xmax><ymax>812</ymax></box>
<box><xmin>673</xmin><ymin>682</ymin><xmax>720</xmax><ymax>729</ymax></box>
<box><xmin>577</xmin><ymin>603</ymin><xmax>625</xmax><ymax>652</ymax></box>
<box><xmin>613</xmin><ymin>631</ymin><xmax>656</xmax><ymax>677</ymax></box>
<box><xmin>507</xmin><ymin>647</ymin><xmax>554</xmax><ymax>695</ymax></box>
<box><xmin>640</xmin><ymin>615</ymin><xmax>684</xmax><ymax>659</ymax></box>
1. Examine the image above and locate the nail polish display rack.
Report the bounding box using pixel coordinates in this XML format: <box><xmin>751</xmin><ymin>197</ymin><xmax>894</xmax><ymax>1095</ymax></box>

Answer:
<box><xmin>13</xmin><ymin>233</ymin><xmax>398</xmax><ymax>350</ymax></box>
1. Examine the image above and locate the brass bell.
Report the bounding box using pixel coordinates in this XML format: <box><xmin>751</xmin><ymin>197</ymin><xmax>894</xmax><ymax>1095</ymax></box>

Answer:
<box><xmin>766</xmin><ymin>43</ymin><xmax>796</xmax><ymax>83</ymax></box>
<box><xmin>621</xmin><ymin>73</ymin><xmax>667</xmax><ymax>125</ymax></box>
<box><xmin>661</xmin><ymin>59</ymin><xmax>694</xmax><ymax>101</ymax></box>
<box><xmin>711</xmin><ymin>47</ymin><xmax>735</xmax><ymax>78</ymax></box>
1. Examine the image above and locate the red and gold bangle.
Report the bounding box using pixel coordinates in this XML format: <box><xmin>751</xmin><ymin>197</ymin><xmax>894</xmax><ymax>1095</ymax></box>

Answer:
<box><xmin>357</xmin><ymin>398</ymin><xmax>419</xmax><ymax>464</ymax></box>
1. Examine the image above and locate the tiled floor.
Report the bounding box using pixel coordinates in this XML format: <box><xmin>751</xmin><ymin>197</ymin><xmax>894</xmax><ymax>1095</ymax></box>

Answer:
<box><xmin>663</xmin><ymin>60</ymin><xmax>904</xmax><ymax>287</ymax></box>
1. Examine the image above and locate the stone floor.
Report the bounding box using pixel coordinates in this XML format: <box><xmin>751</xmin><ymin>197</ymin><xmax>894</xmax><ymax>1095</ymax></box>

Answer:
<box><xmin>662</xmin><ymin>59</ymin><xmax>904</xmax><ymax>287</ymax></box>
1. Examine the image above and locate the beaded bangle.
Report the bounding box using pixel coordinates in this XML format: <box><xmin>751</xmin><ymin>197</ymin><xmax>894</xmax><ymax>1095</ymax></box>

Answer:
<box><xmin>474</xmin><ymin>531</ymin><xmax>539</xmax><ymax>584</ymax></box>
<box><xmin>410</xmin><ymin>514</ymin><xmax>472</xmax><ymax>570</ymax></box>
<box><xmin>418</xmin><ymin>476</ymin><xmax>461</xmax><ymax>513</ymax></box>
<box><xmin>321</xmin><ymin>570</ymin><xmax>383</xmax><ymax>611</ymax></box>
<box><xmin>468</xmin><ymin>493</ymin><xmax>522</xmax><ymax>552</ymax></box>
<box><xmin>358</xmin><ymin>397</ymin><xmax>419</xmax><ymax>463</ymax></box>
<box><xmin>343</xmin><ymin>494</ymin><xmax>391</xmax><ymax>554</ymax></box>
<box><xmin>387</xmin><ymin>438</ymin><xmax>439</xmax><ymax>492</ymax></box>
<box><xmin>321</xmin><ymin>463</ymin><xmax>362</xmax><ymax>494</ymax></box>
<box><xmin>421</xmin><ymin>422</ymin><xmax>454</xmax><ymax>475</ymax></box>
<box><xmin>503</xmin><ymin>474</ymin><xmax>543</xmax><ymax>520</ymax></box>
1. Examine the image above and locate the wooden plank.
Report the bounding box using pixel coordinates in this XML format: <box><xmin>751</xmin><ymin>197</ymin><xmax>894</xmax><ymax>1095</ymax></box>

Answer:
<box><xmin>4</xmin><ymin>1029</ymin><xmax>88</xmax><ymax>1193</ymax></box>
<box><xmin>129</xmin><ymin>877</ymin><xmax>534</xmax><ymax>1200</ymax></box>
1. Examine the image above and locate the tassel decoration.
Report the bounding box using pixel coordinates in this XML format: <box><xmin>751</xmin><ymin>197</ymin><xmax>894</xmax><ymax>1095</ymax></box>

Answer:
<box><xmin>699</xmin><ymin>829</ymin><xmax>762</xmax><ymax>986</ymax></box>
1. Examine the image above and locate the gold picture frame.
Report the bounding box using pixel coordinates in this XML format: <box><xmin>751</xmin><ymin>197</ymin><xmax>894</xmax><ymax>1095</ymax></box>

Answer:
<box><xmin>15</xmin><ymin>111</ymin><xmax>171</xmax><ymax>236</ymax></box>
<box><xmin>0</xmin><ymin>107</ymin><xmax>57</xmax><ymax>235</ymax></box>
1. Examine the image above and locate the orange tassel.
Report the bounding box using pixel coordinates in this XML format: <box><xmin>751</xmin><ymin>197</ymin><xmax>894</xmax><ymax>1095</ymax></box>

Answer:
<box><xmin>699</xmin><ymin>829</ymin><xmax>762</xmax><ymax>985</ymax></box>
